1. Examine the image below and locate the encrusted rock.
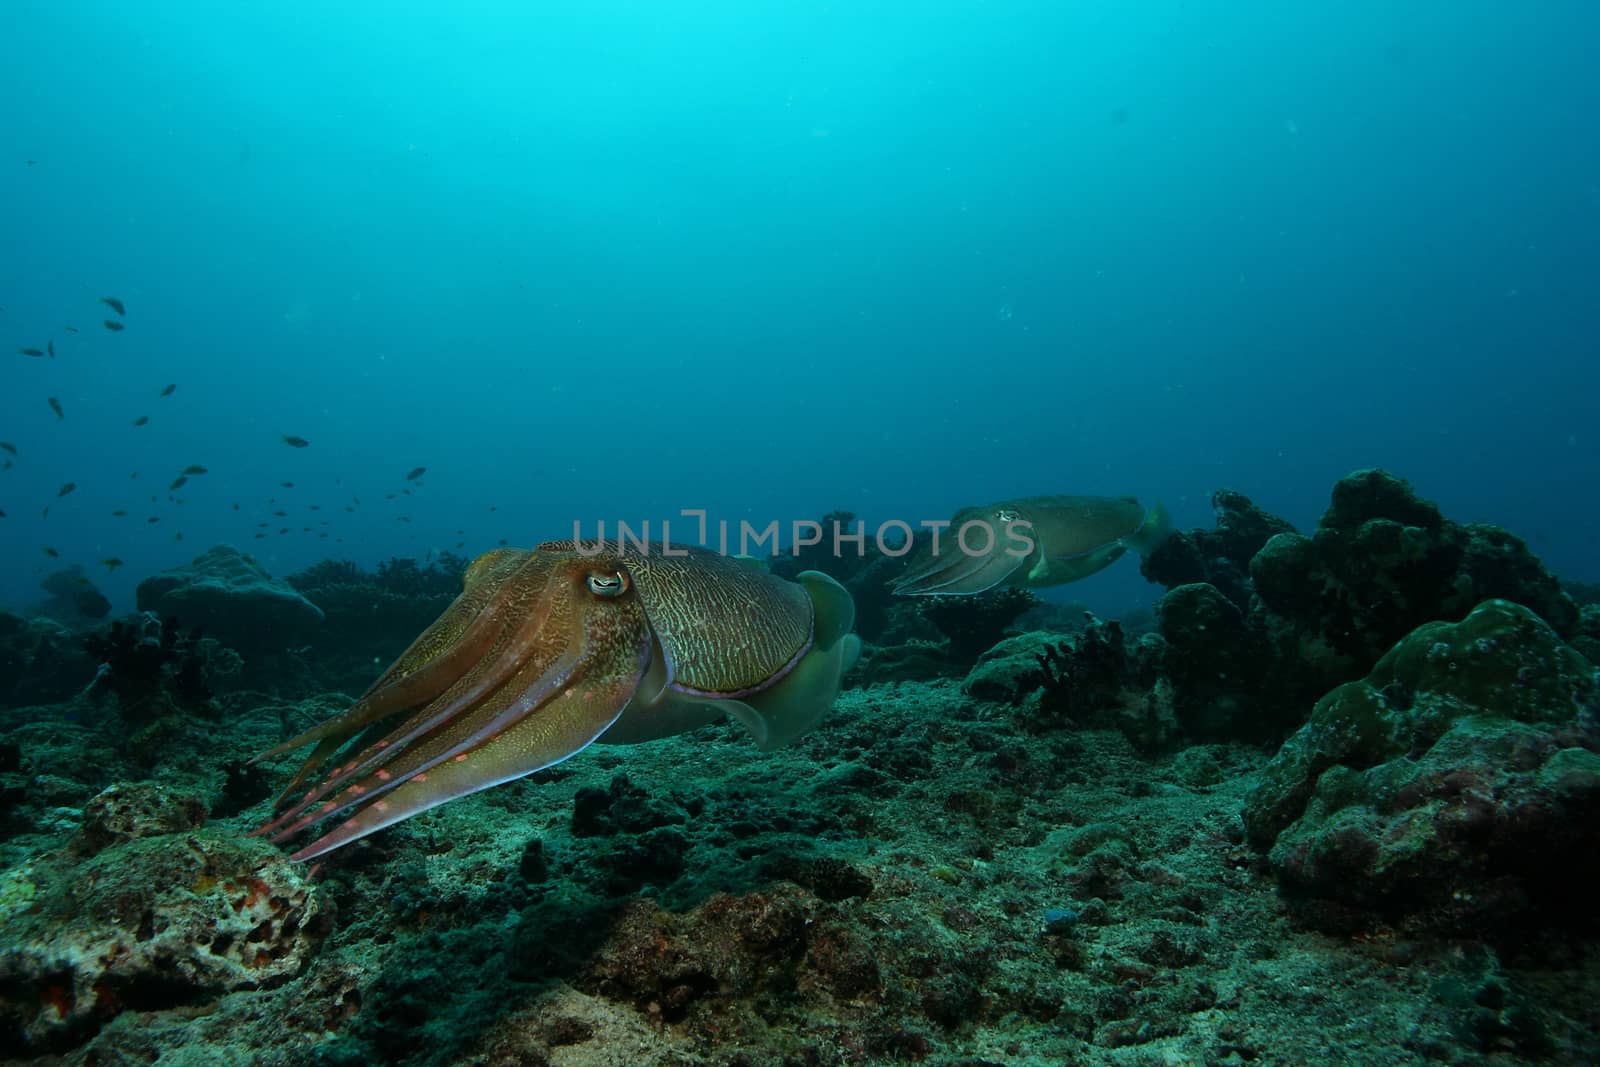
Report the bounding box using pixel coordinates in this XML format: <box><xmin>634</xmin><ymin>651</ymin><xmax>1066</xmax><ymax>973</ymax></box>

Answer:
<box><xmin>0</xmin><ymin>827</ymin><xmax>321</xmax><ymax>1053</ymax></box>
<box><xmin>1243</xmin><ymin>599</ymin><xmax>1600</xmax><ymax>938</ymax></box>
<box><xmin>74</xmin><ymin>781</ymin><xmax>207</xmax><ymax>854</ymax></box>
<box><xmin>1251</xmin><ymin>470</ymin><xmax>1577</xmax><ymax>672</ymax></box>
<box><xmin>136</xmin><ymin>544</ymin><xmax>324</xmax><ymax>652</ymax></box>
<box><xmin>1141</xmin><ymin>489</ymin><xmax>1295</xmax><ymax>607</ymax></box>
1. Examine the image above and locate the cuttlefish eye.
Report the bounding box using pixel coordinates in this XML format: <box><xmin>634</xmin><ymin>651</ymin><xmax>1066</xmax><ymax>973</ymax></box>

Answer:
<box><xmin>585</xmin><ymin>570</ymin><xmax>630</xmax><ymax>597</ymax></box>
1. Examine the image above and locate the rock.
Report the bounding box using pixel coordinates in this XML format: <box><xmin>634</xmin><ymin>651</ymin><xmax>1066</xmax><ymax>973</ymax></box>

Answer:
<box><xmin>1252</xmin><ymin>470</ymin><xmax>1577</xmax><ymax>671</ymax></box>
<box><xmin>1573</xmin><ymin>604</ymin><xmax>1600</xmax><ymax>665</ymax></box>
<box><xmin>962</xmin><ymin>632</ymin><xmax>1058</xmax><ymax>702</ymax></box>
<box><xmin>0</xmin><ymin>611</ymin><xmax>97</xmax><ymax>707</ymax></box>
<box><xmin>921</xmin><ymin>587</ymin><xmax>1039</xmax><ymax>666</ymax></box>
<box><xmin>136</xmin><ymin>545</ymin><xmax>324</xmax><ymax>653</ymax></box>
<box><xmin>0</xmin><ymin>826</ymin><xmax>321</xmax><ymax>1053</ymax></box>
<box><xmin>1141</xmin><ymin>489</ymin><xmax>1295</xmax><ymax>608</ymax></box>
<box><xmin>1243</xmin><ymin>599</ymin><xmax>1600</xmax><ymax>939</ymax></box>
<box><xmin>74</xmin><ymin>782</ymin><xmax>208</xmax><ymax>855</ymax></box>
<box><xmin>851</xmin><ymin>641</ymin><xmax>960</xmax><ymax>686</ymax></box>
<box><xmin>1147</xmin><ymin>470</ymin><xmax>1583</xmax><ymax>746</ymax></box>
<box><xmin>1155</xmin><ymin>583</ymin><xmax>1271</xmax><ymax>737</ymax></box>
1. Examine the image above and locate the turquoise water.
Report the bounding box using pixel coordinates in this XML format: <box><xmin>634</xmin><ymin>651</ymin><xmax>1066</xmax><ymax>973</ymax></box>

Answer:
<box><xmin>2</xmin><ymin>1</ymin><xmax>1595</xmax><ymax>613</ymax></box>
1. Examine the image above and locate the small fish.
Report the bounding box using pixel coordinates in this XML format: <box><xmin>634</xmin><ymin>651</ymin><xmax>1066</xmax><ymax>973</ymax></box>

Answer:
<box><xmin>0</xmin><ymin>441</ymin><xmax>15</xmax><ymax>456</ymax></box>
<box><xmin>232</xmin><ymin>502</ymin><xmax>239</xmax><ymax>510</ymax></box>
<box><xmin>488</xmin><ymin>505</ymin><xmax>499</xmax><ymax>512</ymax></box>
<box><xmin>273</xmin><ymin>509</ymin><xmax>287</xmax><ymax>517</ymax></box>
<box><xmin>47</xmin><ymin>340</ymin><xmax>53</xmax><ymax>358</ymax></box>
<box><xmin>41</xmin><ymin>506</ymin><xmax>48</xmax><ymax>519</ymax></box>
<box><xmin>307</xmin><ymin>504</ymin><xmax>320</xmax><ymax>511</ymax></box>
<box><xmin>254</xmin><ymin>532</ymin><xmax>266</xmax><ymax>539</ymax></box>
<box><xmin>0</xmin><ymin>508</ymin><xmax>6</xmax><ymax>519</ymax></box>
<box><xmin>385</xmin><ymin>493</ymin><xmax>396</xmax><ymax>500</ymax></box>
<box><xmin>18</xmin><ymin>347</ymin><xmax>43</xmax><ymax>357</ymax></box>
<box><xmin>56</xmin><ymin>482</ymin><xmax>76</xmax><ymax>497</ymax></box>
<box><xmin>101</xmin><ymin>557</ymin><xmax>124</xmax><ymax>572</ymax></box>
<box><xmin>281</xmin><ymin>481</ymin><xmax>294</xmax><ymax>488</ymax></box>
<box><xmin>48</xmin><ymin>397</ymin><xmax>64</xmax><ymax>420</ymax></box>
<box><xmin>103</xmin><ymin>319</ymin><xmax>124</xmax><ymax>332</ymax></box>
<box><xmin>63</xmin><ymin>326</ymin><xmax>79</xmax><ymax>333</ymax></box>
<box><xmin>132</xmin><ymin>416</ymin><xmax>149</xmax><ymax>426</ymax></box>
<box><xmin>160</xmin><ymin>384</ymin><xmax>176</xmax><ymax>397</ymax></box>
<box><xmin>175</xmin><ymin>532</ymin><xmax>183</xmax><ymax>541</ymax></box>
<box><xmin>397</xmin><ymin>516</ymin><xmax>411</xmax><ymax>523</ymax></box>
<box><xmin>43</xmin><ymin>546</ymin><xmax>59</xmax><ymax>557</ymax></box>
<box><xmin>147</xmin><ymin>516</ymin><xmax>160</xmax><ymax>524</ymax></box>
<box><xmin>112</xmin><ymin>509</ymin><xmax>128</xmax><ymax>517</ymax></box>
<box><xmin>130</xmin><ymin>471</ymin><xmax>138</xmax><ymax>479</ymax></box>
<box><xmin>101</xmin><ymin>297</ymin><xmax>126</xmax><ymax>316</ymax></box>
<box><xmin>170</xmin><ymin>475</ymin><xmax>188</xmax><ymax>491</ymax></box>
<box><xmin>405</xmin><ymin>466</ymin><xmax>427</xmax><ymax>481</ymax></box>
<box><xmin>181</xmin><ymin>464</ymin><xmax>207</xmax><ymax>475</ymax></box>
<box><xmin>282</xmin><ymin>434</ymin><xmax>310</xmax><ymax>448</ymax></box>
<box><xmin>278</xmin><ymin>527</ymin><xmax>288</xmax><ymax>534</ymax></box>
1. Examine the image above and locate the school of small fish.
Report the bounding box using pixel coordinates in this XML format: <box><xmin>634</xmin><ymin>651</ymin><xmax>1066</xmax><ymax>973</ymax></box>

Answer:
<box><xmin>2</xmin><ymin>295</ymin><xmax>479</xmax><ymax>572</ymax></box>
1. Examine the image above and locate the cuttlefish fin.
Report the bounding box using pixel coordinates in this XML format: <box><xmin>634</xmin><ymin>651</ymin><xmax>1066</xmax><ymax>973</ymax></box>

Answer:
<box><xmin>1128</xmin><ymin>500</ymin><xmax>1173</xmax><ymax>554</ymax></box>
<box><xmin>725</xmin><ymin>571</ymin><xmax>861</xmax><ymax>751</ymax></box>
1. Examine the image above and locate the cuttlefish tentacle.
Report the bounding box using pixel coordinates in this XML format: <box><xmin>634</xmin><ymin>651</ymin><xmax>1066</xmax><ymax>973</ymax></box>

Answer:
<box><xmin>256</xmin><ymin>552</ymin><xmax>571</xmax><ymax>830</ymax></box>
<box><xmin>256</xmin><ymin>543</ymin><xmax>859</xmax><ymax>861</ymax></box>
<box><xmin>253</xmin><ymin>547</ymin><xmax>530</xmax><ymax>775</ymax></box>
<box><xmin>892</xmin><ymin>495</ymin><xmax>1171</xmax><ymax>596</ymax></box>
<box><xmin>274</xmin><ymin>564</ymin><xmax>652</xmax><ymax>860</ymax></box>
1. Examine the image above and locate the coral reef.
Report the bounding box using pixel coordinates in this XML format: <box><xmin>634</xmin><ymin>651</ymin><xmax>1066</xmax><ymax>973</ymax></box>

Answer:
<box><xmin>2</xmin><ymin>470</ymin><xmax>1599</xmax><ymax>1065</ymax></box>
<box><xmin>1146</xmin><ymin>470</ymin><xmax>1582</xmax><ymax>741</ymax></box>
<box><xmin>1141</xmin><ymin>488</ymin><xmax>1296</xmax><ymax>609</ymax></box>
<box><xmin>920</xmin><ymin>587</ymin><xmax>1038</xmax><ymax>666</ymax></box>
<box><xmin>136</xmin><ymin>545</ymin><xmax>325</xmax><ymax>654</ymax></box>
<box><xmin>1244</xmin><ymin>599</ymin><xmax>1600</xmax><ymax>942</ymax></box>
<box><xmin>285</xmin><ymin>554</ymin><xmax>467</xmax><ymax>696</ymax></box>
<box><xmin>965</xmin><ymin>619</ymin><xmax>1176</xmax><ymax>750</ymax></box>
<box><xmin>0</xmin><ymin>820</ymin><xmax>320</xmax><ymax>1054</ymax></box>
<box><xmin>1251</xmin><ymin>469</ymin><xmax>1577</xmax><ymax>679</ymax></box>
<box><xmin>80</xmin><ymin>612</ymin><xmax>223</xmax><ymax>728</ymax></box>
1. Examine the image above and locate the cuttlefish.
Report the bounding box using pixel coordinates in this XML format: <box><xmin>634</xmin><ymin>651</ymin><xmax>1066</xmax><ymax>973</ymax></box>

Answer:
<box><xmin>892</xmin><ymin>494</ymin><xmax>1171</xmax><ymax>595</ymax></box>
<box><xmin>255</xmin><ymin>542</ymin><xmax>860</xmax><ymax>861</ymax></box>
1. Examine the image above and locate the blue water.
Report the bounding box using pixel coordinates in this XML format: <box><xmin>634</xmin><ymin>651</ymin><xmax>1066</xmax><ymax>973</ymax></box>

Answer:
<box><xmin>2</xmin><ymin>2</ymin><xmax>1596</xmax><ymax>619</ymax></box>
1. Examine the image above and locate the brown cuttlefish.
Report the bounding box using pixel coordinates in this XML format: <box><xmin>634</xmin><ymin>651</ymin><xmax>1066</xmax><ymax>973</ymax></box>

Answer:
<box><xmin>892</xmin><ymin>494</ymin><xmax>1171</xmax><ymax>595</ymax></box>
<box><xmin>255</xmin><ymin>542</ymin><xmax>859</xmax><ymax>861</ymax></box>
